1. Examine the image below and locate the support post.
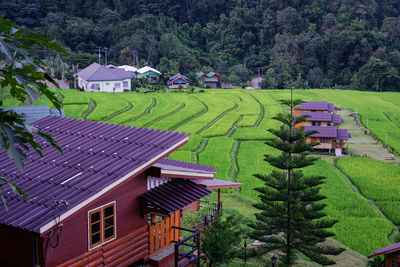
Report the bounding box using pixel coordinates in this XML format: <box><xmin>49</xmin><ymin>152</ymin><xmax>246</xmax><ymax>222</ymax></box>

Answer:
<box><xmin>217</xmin><ymin>188</ymin><xmax>221</xmax><ymax>211</ymax></box>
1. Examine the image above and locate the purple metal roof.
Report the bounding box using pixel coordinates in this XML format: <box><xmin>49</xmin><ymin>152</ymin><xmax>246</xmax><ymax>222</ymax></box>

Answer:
<box><xmin>301</xmin><ymin>112</ymin><xmax>332</xmax><ymax>122</ymax></box>
<box><xmin>331</xmin><ymin>114</ymin><xmax>344</xmax><ymax>124</ymax></box>
<box><xmin>199</xmin><ymin>178</ymin><xmax>241</xmax><ymax>189</ymax></box>
<box><xmin>0</xmin><ymin>116</ymin><xmax>189</xmax><ymax>233</ymax></box>
<box><xmin>295</xmin><ymin>102</ymin><xmax>337</xmax><ymax>112</ymax></box>
<box><xmin>337</xmin><ymin>129</ymin><xmax>350</xmax><ymax>140</ymax></box>
<box><xmin>77</xmin><ymin>63</ymin><xmax>133</xmax><ymax>81</ymax></box>
<box><xmin>305</xmin><ymin>126</ymin><xmax>338</xmax><ymax>138</ymax></box>
<box><xmin>155</xmin><ymin>158</ymin><xmax>216</xmax><ymax>173</ymax></box>
<box><xmin>368</xmin><ymin>242</ymin><xmax>400</xmax><ymax>258</ymax></box>
<box><xmin>305</xmin><ymin>126</ymin><xmax>350</xmax><ymax>140</ymax></box>
<box><xmin>140</xmin><ymin>179</ymin><xmax>211</xmax><ymax>214</ymax></box>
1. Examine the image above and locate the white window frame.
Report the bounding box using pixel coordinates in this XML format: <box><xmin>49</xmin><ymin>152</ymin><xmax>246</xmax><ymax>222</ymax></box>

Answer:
<box><xmin>90</xmin><ymin>83</ymin><xmax>100</xmax><ymax>91</ymax></box>
<box><xmin>114</xmin><ymin>82</ymin><xmax>121</xmax><ymax>89</ymax></box>
<box><xmin>123</xmin><ymin>81</ymin><xmax>129</xmax><ymax>88</ymax></box>
<box><xmin>87</xmin><ymin>201</ymin><xmax>117</xmax><ymax>251</ymax></box>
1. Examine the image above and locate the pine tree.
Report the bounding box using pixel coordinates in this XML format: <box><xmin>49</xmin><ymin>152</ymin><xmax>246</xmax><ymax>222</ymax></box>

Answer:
<box><xmin>248</xmin><ymin>89</ymin><xmax>344</xmax><ymax>266</ymax></box>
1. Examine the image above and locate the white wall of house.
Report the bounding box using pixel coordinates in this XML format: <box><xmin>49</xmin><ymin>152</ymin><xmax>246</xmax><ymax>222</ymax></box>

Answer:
<box><xmin>78</xmin><ymin>77</ymin><xmax>131</xmax><ymax>92</ymax></box>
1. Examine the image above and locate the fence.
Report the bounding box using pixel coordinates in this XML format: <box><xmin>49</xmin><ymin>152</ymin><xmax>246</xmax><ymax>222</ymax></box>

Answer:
<box><xmin>149</xmin><ymin>210</ymin><xmax>181</xmax><ymax>254</ymax></box>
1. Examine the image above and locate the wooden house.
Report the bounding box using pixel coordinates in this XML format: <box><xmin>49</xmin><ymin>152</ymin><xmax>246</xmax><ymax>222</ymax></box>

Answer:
<box><xmin>196</xmin><ymin>72</ymin><xmax>221</xmax><ymax>88</ymax></box>
<box><xmin>0</xmin><ymin>116</ymin><xmax>240</xmax><ymax>267</ymax></box>
<box><xmin>295</xmin><ymin>101</ymin><xmax>350</xmax><ymax>156</ymax></box>
<box><xmin>304</xmin><ymin>126</ymin><xmax>350</xmax><ymax>151</ymax></box>
<box><xmin>368</xmin><ymin>242</ymin><xmax>400</xmax><ymax>266</ymax></box>
<box><xmin>166</xmin><ymin>74</ymin><xmax>190</xmax><ymax>89</ymax></box>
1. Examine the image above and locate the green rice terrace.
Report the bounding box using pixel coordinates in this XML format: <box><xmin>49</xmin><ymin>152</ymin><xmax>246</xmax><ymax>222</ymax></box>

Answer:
<box><xmin>4</xmin><ymin>88</ymin><xmax>400</xmax><ymax>260</ymax></box>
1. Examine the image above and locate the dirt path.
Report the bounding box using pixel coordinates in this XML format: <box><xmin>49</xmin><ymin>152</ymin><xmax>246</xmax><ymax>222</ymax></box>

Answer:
<box><xmin>339</xmin><ymin>109</ymin><xmax>400</xmax><ymax>164</ymax></box>
<box><xmin>251</xmin><ymin>77</ymin><xmax>264</xmax><ymax>89</ymax></box>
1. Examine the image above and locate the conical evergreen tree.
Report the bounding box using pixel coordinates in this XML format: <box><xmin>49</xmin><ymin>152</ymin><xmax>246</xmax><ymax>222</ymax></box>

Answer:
<box><xmin>248</xmin><ymin>90</ymin><xmax>344</xmax><ymax>266</ymax></box>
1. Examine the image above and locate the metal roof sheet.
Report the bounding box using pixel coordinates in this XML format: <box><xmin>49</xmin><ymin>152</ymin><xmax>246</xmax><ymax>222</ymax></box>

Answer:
<box><xmin>140</xmin><ymin>179</ymin><xmax>211</xmax><ymax>214</ymax></box>
<box><xmin>2</xmin><ymin>106</ymin><xmax>65</xmax><ymax>124</ymax></box>
<box><xmin>301</xmin><ymin>112</ymin><xmax>332</xmax><ymax>122</ymax></box>
<box><xmin>154</xmin><ymin>159</ymin><xmax>216</xmax><ymax>173</ymax></box>
<box><xmin>295</xmin><ymin>102</ymin><xmax>337</xmax><ymax>112</ymax></box>
<box><xmin>368</xmin><ymin>242</ymin><xmax>400</xmax><ymax>258</ymax></box>
<box><xmin>331</xmin><ymin>114</ymin><xmax>344</xmax><ymax>124</ymax></box>
<box><xmin>305</xmin><ymin>126</ymin><xmax>338</xmax><ymax>138</ymax></box>
<box><xmin>0</xmin><ymin>116</ymin><xmax>188</xmax><ymax>233</ymax></box>
<box><xmin>337</xmin><ymin>129</ymin><xmax>350</xmax><ymax>140</ymax></box>
<box><xmin>199</xmin><ymin>178</ymin><xmax>241</xmax><ymax>189</ymax></box>
<box><xmin>203</xmin><ymin>77</ymin><xmax>218</xmax><ymax>82</ymax></box>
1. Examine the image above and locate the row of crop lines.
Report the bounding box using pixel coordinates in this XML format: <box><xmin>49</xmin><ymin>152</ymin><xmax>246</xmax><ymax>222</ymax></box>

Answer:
<box><xmin>337</xmin><ymin>157</ymin><xmax>400</xmax><ymax>226</ymax></box>
<box><xmin>305</xmin><ymin>160</ymin><xmax>393</xmax><ymax>255</ymax></box>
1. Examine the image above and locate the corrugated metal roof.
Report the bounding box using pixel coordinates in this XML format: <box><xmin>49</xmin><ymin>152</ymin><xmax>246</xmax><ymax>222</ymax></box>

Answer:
<box><xmin>337</xmin><ymin>129</ymin><xmax>350</xmax><ymax>140</ymax></box>
<box><xmin>137</xmin><ymin>66</ymin><xmax>161</xmax><ymax>75</ymax></box>
<box><xmin>331</xmin><ymin>114</ymin><xmax>343</xmax><ymax>124</ymax></box>
<box><xmin>305</xmin><ymin>126</ymin><xmax>350</xmax><ymax>140</ymax></box>
<box><xmin>203</xmin><ymin>77</ymin><xmax>218</xmax><ymax>82</ymax></box>
<box><xmin>3</xmin><ymin>106</ymin><xmax>65</xmax><ymax>124</ymax></box>
<box><xmin>305</xmin><ymin>126</ymin><xmax>338</xmax><ymax>138</ymax></box>
<box><xmin>0</xmin><ymin>116</ymin><xmax>188</xmax><ymax>233</ymax></box>
<box><xmin>78</xmin><ymin>63</ymin><xmax>133</xmax><ymax>81</ymax></box>
<box><xmin>199</xmin><ymin>178</ymin><xmax>241</xmax><ymax>189</ymax></box>
<box><xmin>140</xmin><ymin>179</ymin><xmax>211</xmax><ymax>214</ymax></box>
<box><xmin>368</xmin><ymin>242</ymin><xmax>400</xmax><ymax>258</ymax></box>
<box><xmin>155</xmin><ymin>159</ymin><xmax>216</xmax><ymax>174</ymax></box>
<box><xmin>295</xmin><ymin>102</ymin><xmax>337</xmax><ymax>112</ymax></box>
<box><xmin>301</xmin><ymin>112</ymin><xmax>331</xmax><ymax>122</ymax></box>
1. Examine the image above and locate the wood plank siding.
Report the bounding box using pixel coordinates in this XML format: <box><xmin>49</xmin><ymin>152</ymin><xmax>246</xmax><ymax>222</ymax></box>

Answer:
<box><xmin>43</xmin><ymin>172</ymin><xmax>148</xmax><ymax>266</ymax></box>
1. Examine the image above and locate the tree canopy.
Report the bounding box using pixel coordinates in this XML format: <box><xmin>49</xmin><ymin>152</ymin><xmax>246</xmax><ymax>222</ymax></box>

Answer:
<box><xmin>2</xmin><ymin>0</ymin><xmax>400</xmax><ymax>90</ymax></box>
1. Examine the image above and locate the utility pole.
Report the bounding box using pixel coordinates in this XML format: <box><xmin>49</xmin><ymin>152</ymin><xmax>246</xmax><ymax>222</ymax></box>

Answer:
<box><xmin>257</xmin><ymin>67</ymin><xmax>261</xmax><ymax>89</ymax></box>
<box><xmin>104</xmin><ymin>47</ymin><xmax>108</xmax><ymax>66</ymax></box>
<box><xmin>98</xmin><ymin>47</ymin><xmax>101</xmax><ymax>64</ymax></box>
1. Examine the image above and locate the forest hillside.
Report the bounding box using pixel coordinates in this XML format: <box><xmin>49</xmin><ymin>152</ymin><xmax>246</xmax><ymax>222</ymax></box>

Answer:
<box><xmin>2</xmin><ymin>0</ymin><xmax>400</xmax><ymax>90</ymax></box>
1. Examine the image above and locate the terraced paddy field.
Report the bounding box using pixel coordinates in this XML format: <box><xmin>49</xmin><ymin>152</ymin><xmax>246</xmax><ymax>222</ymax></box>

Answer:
<box><xmin>3</xmin><ymin>88</ymin><xmax>400</xmax><ymax>259</ymax></box>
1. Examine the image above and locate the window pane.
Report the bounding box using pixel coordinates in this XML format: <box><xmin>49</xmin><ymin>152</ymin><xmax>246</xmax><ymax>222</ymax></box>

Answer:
<box><xmin>91</xmin><ymin>233</ymin><xmax>100</xmax><ymax>244</ymax></box>
<box><xmin>105</xmin><ymin>206</ymin><xmax>113</xmax><ymax>217</ymax></box>
<box><xmin>91</xmin><ymin>212</ymin><xmax>100</xmax><ymax>223</ymax></box>
<box><xmin>105</xmin><ymin>227</ymin><xmax>114</xmax><ymax>239</ymax></box>
<box><xmin>105</xmin><ymin>216</ymin><xmax>113</xmax><ymax>228</ymax></box>
<box><xmin>91</xmin><ymin>222</ymin><xmax>100</xmax><ymax>233</ymax></box>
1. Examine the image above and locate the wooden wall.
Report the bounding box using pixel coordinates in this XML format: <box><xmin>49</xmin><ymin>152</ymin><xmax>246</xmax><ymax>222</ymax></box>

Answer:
<box><xmin>42</xmin><ymin>171</ymin><xmax>148</xmax><ymax>267</ymax></box>
<box><xmin>0</xmin><ymin>225</ymin><xmax>39</xmax><ymax>267</ymax></box>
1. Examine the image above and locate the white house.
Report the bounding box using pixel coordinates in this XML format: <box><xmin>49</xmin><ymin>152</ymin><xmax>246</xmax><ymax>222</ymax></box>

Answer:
<box><xmin>77</xmin><ymin>63</ymin><xmax>133</xmax><ymax>92</ymax></box>
<box><xmin>117</xmin><ymin>65</ymin><xmax>138</xmax><ymax>77</ymax></box>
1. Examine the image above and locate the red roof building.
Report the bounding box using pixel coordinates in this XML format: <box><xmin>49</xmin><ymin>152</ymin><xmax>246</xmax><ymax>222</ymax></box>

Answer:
<box><xmin>0</xmin><ymin>116</ymin><xmax>240</xmax><ymax>266</ymax></box>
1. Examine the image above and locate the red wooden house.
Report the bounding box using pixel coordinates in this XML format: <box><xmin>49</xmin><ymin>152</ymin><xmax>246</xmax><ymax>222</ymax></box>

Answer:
<box><xmin>0</xmin><ymin>116</ymin><xmax>240</xmax><ymax>267</ymax></box>
<box><xmin>196</xmin><ymin>72</ymin><xmax>221</xmax><ymax>88</ymax></box>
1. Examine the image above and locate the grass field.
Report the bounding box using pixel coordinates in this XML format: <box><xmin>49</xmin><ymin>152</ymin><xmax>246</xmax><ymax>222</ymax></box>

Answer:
<box><xmin>337</xmin><ymin>157</ymin><xmax>400</xmax><ymax>226</ymax></box>
<box><xmin>3</xmin><ymin>88</ymin><xmax>400</xmax><ymax>257</ymax></box>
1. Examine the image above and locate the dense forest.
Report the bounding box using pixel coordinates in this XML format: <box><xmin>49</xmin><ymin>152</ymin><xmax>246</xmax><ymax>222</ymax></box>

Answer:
<box><xmin>2</xmin><ymin>0</ymin><xmax>400</xmax><ymax>90</ymax></box>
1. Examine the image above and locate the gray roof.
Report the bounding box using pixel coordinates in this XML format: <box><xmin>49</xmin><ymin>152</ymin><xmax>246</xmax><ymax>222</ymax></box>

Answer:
<box><xmin>2</xmin><ymin>106</ymin><xmax>65</xmax><ymax>124</ymax></box>
<box><xmin>0</xmin><ymin>116</ymin><xmax>189</xmax><ymax>233</ymax></box>
<box><xmin>77</xmin><ymin>63</ymin><xmax>133</xmax><ymax>82</ymax></box>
